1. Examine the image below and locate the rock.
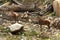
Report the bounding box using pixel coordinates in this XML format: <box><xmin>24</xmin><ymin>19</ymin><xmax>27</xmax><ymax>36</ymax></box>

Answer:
<box><xmin>28</xmin><ymin>19</ymin><xmax>32</xmax><ymax>22</ymax></box>
<box><xmin>21</xmin><ymin>12</ymin><xmax>28</xmax><ymax>19</ymax></box>
<box><xmin>8</xmin><ymin>23</ymin><xmax>24</xmax><ymax>32</ymax></box>
<box><xmin>0</xmin><ymin>14</ymin><xmax>2</xmax><ymax>17</ymax></box>
<box><xmin>52</xmin><ymin>18</ymin><xmax>60</xmax><ymax>29</ymax></box>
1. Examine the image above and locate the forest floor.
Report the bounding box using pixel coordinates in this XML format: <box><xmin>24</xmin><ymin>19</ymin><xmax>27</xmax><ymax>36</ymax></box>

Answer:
<box><xmin>0</xmin><ymin>12</ymin><xmax>60</xmax><ymax>40</ymax></box>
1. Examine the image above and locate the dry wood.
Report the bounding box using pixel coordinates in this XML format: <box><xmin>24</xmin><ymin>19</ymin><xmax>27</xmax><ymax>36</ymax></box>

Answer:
<box><xmin>53</xmin><ymin>0</ymin><xmax>60</xmax><ymax>17</ymax></box>
<box><xmin>0</xmin><ymin>2</ymin><xmax>10</xmax><ymax>7</ymax></box>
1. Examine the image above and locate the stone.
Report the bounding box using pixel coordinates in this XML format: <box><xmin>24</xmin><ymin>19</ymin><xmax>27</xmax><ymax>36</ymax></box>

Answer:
<box><xmin>8</xmin><ymin>23</ymin><xmax>23</xmax><ymax>32</ymax></box>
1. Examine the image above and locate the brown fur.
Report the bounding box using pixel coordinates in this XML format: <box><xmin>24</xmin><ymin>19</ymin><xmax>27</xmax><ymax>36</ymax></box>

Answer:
<box><xmin>33</xmin><ymin>16</ymin><xmax>50</xmax><ymax>29</ymax></box>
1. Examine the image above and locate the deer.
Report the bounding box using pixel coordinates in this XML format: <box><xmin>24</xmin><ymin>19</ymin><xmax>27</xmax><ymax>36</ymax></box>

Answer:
<box><xmin>31</xmin><ymin>16</ymin><xmax>50</xmax><ymax>31</ymax></box>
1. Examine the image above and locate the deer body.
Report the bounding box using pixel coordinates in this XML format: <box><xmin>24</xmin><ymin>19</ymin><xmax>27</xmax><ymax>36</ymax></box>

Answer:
<box><xmin>33</xmin><ymin>16</ymin><xmax>50</xmax><ymax>29</ymax></box>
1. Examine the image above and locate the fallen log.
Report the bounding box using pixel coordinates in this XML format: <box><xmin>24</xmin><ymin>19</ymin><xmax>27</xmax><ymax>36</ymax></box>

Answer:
<box><xmin>0</xmin><ymin>3</ymin><xmax>37</xmax><ymax>12</ymax></box>
<box><xmin>5</xmin><ymin>0</ymin><xmax>41</xmax><ymax>12</ymax></box>
<box><xmin>0</xmin><ymin>0</ymin><xmax>43</xmax><ymax>12</ymax></box>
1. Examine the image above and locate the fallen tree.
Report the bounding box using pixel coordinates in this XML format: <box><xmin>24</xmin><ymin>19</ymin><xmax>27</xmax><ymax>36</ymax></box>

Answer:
<box><xmin>0</xmin><ymin>0</ymin><xmax>54</xmax><ymax>14</ymax></box>
<box><xmin>0</xmin><ymin>0</ymin><xmax>42</xmax><ymax>12</ymax></box>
